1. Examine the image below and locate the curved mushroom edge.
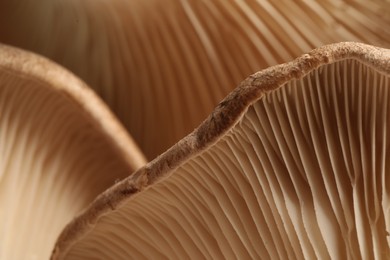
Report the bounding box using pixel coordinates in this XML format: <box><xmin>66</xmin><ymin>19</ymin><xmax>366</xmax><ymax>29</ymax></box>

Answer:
<box><xmin>51</xmin><ymin>42</ymin><xmax>390</xmax><ymax>258</ymax></box>
<box><xmin>0</xmin><ymin>43</ymin><xmax>147</xmax><ymax>169</ymax></box>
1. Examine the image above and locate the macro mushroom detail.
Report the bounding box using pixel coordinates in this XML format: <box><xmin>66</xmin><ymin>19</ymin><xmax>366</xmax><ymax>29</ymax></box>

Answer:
<box><xmin>52</xmin><ymin>43</ymin><xmax>390</xmax><ymax>259</ymax></box>
<box><xmin>0</xmin><ymin>0</ymin><xmax>389</xmax><ymax>259</ymax></box>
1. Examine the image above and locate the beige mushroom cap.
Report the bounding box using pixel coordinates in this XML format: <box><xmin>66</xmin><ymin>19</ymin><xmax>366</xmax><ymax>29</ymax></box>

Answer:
<box><xmin>52</xmin><ymin>42</ymin><xmax>390</xmax><ymax>259</ymax></box>
<box><xmin>0</xmin><ymin>44</ymin><xmax>146</xmax><ymax>259</ymax></box>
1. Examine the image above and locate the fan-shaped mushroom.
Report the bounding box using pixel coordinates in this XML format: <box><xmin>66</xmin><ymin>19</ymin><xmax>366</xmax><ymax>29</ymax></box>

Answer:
<box><xmin>0</xmin><ymin>44</ymin><xmax>146</xmax><ymax>259</ymax></box>
<box><xmin>52</xmin><ymin>42</ymin><xmax>390</xmax><ymax>259</ymax></box>
<box><xmin>1</xmin><ymin>0</ymin><xmax>389</xmax><ymax>159</ymax></box>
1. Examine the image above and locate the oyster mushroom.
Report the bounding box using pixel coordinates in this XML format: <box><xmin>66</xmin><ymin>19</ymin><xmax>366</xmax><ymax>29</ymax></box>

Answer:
<box><xmin>52</xmin><ymin>42</ymin><xmax>390</xmax><ymax>259</ymax></box>
<box><xmin>0</xmin><ymin>44</ymin><xmax>146</xmax><ymax>259</ymax></box>
<box><xmin>1</xmin><ymin>0</ymin><xmax>389</xmax><ymax>159</ymax></box>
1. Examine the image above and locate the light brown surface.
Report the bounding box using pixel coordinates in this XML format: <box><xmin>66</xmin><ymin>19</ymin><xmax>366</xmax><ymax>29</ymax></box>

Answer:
<box><xmin>1</xmin><ymin>0</ymin><xmax>389</xmax><ymax>159</ymax></box>
<box><xmin>52</xmin><ymin>42</ymin><xmax>390</xmax><ymax>259</ymax></box>
<box><xmin>0</xmin><ymin>44</ymin><xmax>146</xmax><ymax>259</ymax></box>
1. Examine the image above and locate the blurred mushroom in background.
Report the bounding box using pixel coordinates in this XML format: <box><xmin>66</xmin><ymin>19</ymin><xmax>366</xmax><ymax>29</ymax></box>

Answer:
<box><xmin>1</xmin><ymin>0</ymin><xmax>389</xmax><ymax>159</ymax></box>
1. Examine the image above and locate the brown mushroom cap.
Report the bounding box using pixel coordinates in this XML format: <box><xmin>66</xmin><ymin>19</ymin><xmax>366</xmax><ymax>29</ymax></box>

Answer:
<box><xmin>52</xmin><ymin>42</ymin><xmax>390</xmax><ymax>259</ymax></box>
<box><xmin>1</xmin><ymin>0</ymin><xmax>389</xmax><ymax>159</ymax></box>
<box><xmin>0</xmin><ymin>44</ymin><xmax>146</xmax><ymax>259</ymax></box>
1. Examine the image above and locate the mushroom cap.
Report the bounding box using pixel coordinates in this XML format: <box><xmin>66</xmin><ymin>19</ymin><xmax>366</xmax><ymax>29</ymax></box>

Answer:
<box><xmin>52</xmin><ymin>42</ymin><xmax>390</xmax><ymax>259</ymax></box>
<box><xmin>0</xmin><ymin>44</ymin><xmax>146</xmax><ymax>259</ymax></box>
<box><xmin>1</xmin><ymin>0</ymin><xmax>389</xmax><ymax>159</ymax></box>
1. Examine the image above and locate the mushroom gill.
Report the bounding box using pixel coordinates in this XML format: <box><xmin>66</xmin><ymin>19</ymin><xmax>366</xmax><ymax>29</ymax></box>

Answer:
<box><xmin>0</xmin><ymin>0</ymin><xmax>389</xmax><ymax>159</ymax></box>
<box><xmin>53</xmin><ymin>43</ymin><xmax>390</xmax><ymax>259</ymax></box>
<box><xmin>0</xmin><ymin>44</ymin><xmax>146</xmax><ymax>259</ymax></box>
